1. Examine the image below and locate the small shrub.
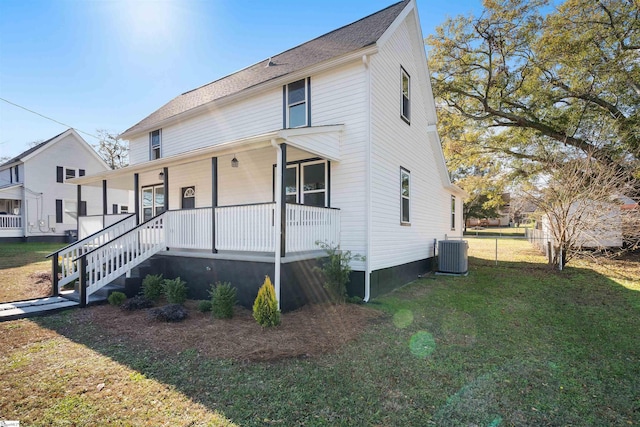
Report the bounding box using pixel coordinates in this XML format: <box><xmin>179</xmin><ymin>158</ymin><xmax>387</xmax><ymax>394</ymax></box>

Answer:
<box><xmin>108</xmin><ymin>291</ymin><xmax>126</xmax><ymax>306</ymax></box>
<box><xmin>121</xmin><ymin>295</ymin><xmax>154</xmax><ymax>310</ymax></box>
<box><xmin>346</xmin><ymin>295</ymin><xmax>363</xmax><ymax>304</ymax></box>
<box><xmin>315</xmin><ymin>241</ymin><xmax>364</xmax><ymax>304</ymax></box>
<box><xmin>141</xmin><ymin>274</ymin><xmax>164</xmax><ymax>301</ymax></box>
<box><xmin>164</xmin><ymin>277</ymin><xmax>188</xmax><ymax>304</ymax></box>
<box><xmin>253</xmin><ymin>275</ymin><xmax>280</xmax><ymax>327</ymax></box>
<box><xmin>148</xmin><ymin>304</ymin><xmax>188</xmax><ymax>322</ymax></box>
<box><xmin>197</xmin><ymin>300</ymin><xmax>213</xmax><ymax>313</ymax></box>
<box><xmin>209</xmin><ymin>282</ymin><xmax>237</xmax><ymax>319</ymax></box>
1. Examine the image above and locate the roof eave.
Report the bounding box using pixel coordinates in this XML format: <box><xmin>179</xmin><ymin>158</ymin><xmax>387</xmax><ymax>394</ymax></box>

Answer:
<box><xmin>119</xmin><ymin>45</ymin><xmax>379</xmax><ymax>141</ymax></box>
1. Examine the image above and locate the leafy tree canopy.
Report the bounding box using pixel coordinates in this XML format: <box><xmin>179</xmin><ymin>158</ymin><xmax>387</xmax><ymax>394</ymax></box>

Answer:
<box><xmin>428</xmin><ymin>0</ymin><xmax>639</xmax><ymax>192</ymax></box>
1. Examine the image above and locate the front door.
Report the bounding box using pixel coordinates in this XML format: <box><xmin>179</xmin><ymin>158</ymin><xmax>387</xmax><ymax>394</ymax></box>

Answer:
<box><xmin>181</xmin><ymin>186</ymin><xmax>195</xmax><ymax>209</ymax></box>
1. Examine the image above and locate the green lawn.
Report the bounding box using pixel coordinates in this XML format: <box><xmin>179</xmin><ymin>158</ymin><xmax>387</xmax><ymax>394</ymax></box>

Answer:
<box><xmin>1</xmin><ymin>239</ymin><xmax>639</xmax><ymax>426</ymax></box>
<box><xmin>0</xmin><ymin>242</ymin><xmax>65</xmax><ymax>302</ymax></box>
<box><xmin>464</xmin><ymin>226</ymin><xmax>529</xmax><ymax>236</ymax></box>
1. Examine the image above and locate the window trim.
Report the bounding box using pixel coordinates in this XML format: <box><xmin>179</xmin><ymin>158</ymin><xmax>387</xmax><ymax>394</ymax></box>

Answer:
<box><xmin>272</xmin><ymin>158</ymin><xmax>328</xmax><ymax>207</ymax></box>
<box><xmin>451</xmin><ymin>195</ymin><xmax>456</xmax><ymax>230</ymax></box>
<box><xmin>149</xmin><ymin>129</ymin><xmax>162</xmax><ymax>160</ymax></box>
<box><xmin>401</xmin><ymin>67</ymin><xmax>411</xmax><ymax>124</ymax></box>
<box><xmin>285</xmin><ymin>78</ymin><xmax>310</xmax><ymax>128</ymax></box>
<box><xmin>400</xmin><ymin>167</ymin><xmax>411</xmax><ymax>225</ymax></box>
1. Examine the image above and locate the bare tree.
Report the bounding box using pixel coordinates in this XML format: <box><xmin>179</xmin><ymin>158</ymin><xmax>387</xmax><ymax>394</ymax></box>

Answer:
<box><xmin>96</xmin><ymin>129</ymin><xmax>128</xmax><ymax>169</ymax></box>
<box><xmin>525</xmin><ymin>155</ymin><xmax>638</xmax><ymax>267</ymax></box>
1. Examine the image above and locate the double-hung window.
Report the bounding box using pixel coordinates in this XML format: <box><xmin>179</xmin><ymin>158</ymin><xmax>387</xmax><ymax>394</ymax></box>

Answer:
<box><xmin>285</xmin><ymin>79</ymin><xmax>309</xmax><ymax>128</ymax></box>
<box><xmin>284</xmin><ymin>165</ymin><xmax>299</xmax><ymax>203</ymax></box>
<box><xmin>400</xmin><ymin>167</ymin><xmax>410</xmax><ymax>224</ymax></box>
<box><xmin>150</xmin><ymin>129</ymin><xmax>161</xmax><ymax>160</ymax></box>
<box><xmin>451</xmin><ymin>195</ymin><xmax>456</xmax><ymax>230</ymax></box>
<box><xmin>401</xmin><ymin>67</ymin><xmax>410</xmax><ymax>123</ymax></box>
<box><xmin>275</xmin><ymin>160</ymin><xmax>328</xmax><ymax>207</ymax></box>
<box><xmin>142</xmin><ymin>184</ymin><xmax>165</xmax><ymax>222</ymax></box>
<box><xmin>65</xmin><ymin>168</ymin><xmax>76</xmax><ymax>180</ymax></box>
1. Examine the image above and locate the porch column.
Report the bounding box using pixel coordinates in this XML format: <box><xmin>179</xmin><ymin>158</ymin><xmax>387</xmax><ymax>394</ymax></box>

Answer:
<box><xmin>162</xmin><ymin>167</ymin><xmax>169</xmax><ymax>211</ymax></box>
<box><xmin>211</xmin><ymin>157</ymin><xmax>218</xmax><ymax>253</ymax></box>
<box><xmin>280</xmin><ymin>143</ymin><xmax>287</xmax><ymax>258</ymax></box>
<box><xmin>134</xmin><ymin>173</ymin><xmax>140</xmax><ymax>225</ymax></box>
<box><xmin>272</xmin><ymin>139</ymin><xmax>283</xmax><ymax>310</ymax></box>
<box><xmin>76</xmin><ymin>184</ymin><xmax>81</xmax><ymax>232</ymax></box>
<box><xmin>102</xmin><ymin>180</ymin><xmax>107</xmax><ymax>227</ymax></box>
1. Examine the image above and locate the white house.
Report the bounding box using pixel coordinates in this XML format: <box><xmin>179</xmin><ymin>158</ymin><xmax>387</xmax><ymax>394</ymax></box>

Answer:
<box><xmin>61</xmin><ymin>0</ymin><xmax>465</xmax><ymax>309</ymax></box>
<box><xmin>0</xmin><ymin>129</ymin><xmax>132</xmax><ymax>242</ymax></box>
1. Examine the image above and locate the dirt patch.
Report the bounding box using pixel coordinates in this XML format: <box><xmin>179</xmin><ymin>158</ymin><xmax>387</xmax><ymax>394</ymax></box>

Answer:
<box><xmin>25</xmin><ymin>271</ymin><xmax>53</xmax><ymax>299</ymax></box>
<box><xmin>76</xmin><ymin>301</ymin><xmax>383</xmax><ymax>361</ymax></box>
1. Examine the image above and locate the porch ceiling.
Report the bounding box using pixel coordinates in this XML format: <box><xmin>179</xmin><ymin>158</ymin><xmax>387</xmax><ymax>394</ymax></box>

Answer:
<box><xmin>69</xmin><ymin>125</ymin><xmax>344</xmax><ymax>188</ymax></box>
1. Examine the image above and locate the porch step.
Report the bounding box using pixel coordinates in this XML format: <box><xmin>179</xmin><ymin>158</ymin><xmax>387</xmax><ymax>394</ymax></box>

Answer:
<box><xmin>0</xmin><ymin>297</ymin><xmax>79</xmax><ymax>322</ymax></box>
<box><xmin>61</xmin><ymin>283</ymin><xmax>127</xmax><ymax>306</ymax></box>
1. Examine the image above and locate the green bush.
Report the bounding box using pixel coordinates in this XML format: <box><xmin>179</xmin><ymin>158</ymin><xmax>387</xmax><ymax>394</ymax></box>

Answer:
<box><xmin>346</xmin><ymin>295</ymin><xmax>363</xmax><ymax>304</ymax></box>
<box><xmin>121</xmin><ymin>295</ymin><xmax>154</xmax><ymax>310</ymax></box>
<box><xmin>163</xmin><ymin>277</ymin><xmax>188</xmax><ymax>304</ymax></box>
<box><xmin>148</xmin><ymin>304</ymin><xmax>188</xmax><ymax>322</ymax></box>
<box><xmin>315</xmin><ymin>241</ymin><xmax>364</xmax><ymax>304</ymax></box>
<box><xmin>253</xmin><ymin>276</ymin><xmax>280</xmax><ymax>327</ymax></box>
<box><xmin>209</xmin><ymin>282</ymin><xmax>237</xmax><ymax>319</ymax></box>
<box><xmin>108</xmin><ymin>291</ymin><xmax>126</xmax><ymax>306</ymax></box>
<box><xmin>197</xmin><ymin>300</ymin><xmax>213</xmax><ymax>313</ymax></box>
<box><xmin>141</xmin><ymin>274</ymin><xmax>164</xmax><ymax>301</ymax></box>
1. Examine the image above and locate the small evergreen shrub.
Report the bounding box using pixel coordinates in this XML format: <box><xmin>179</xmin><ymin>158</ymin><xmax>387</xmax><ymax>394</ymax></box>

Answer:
<box><xmin>141</xmin><ymin>274</ymin><xmax>164</xmax><ymax>301</ymax></box>
<box><xmin>197</xmin><ymin>300</ymin><xmax>213</xmax><ymax>313</ymax></box>
<box><xmin>121</xmin><ymin>295</ymin><xmax>154</xmax><ymax>310</ymax></box>
<box><xmin>315</xmin><ymin>241</ymin><xmax>364</xmax><ymax>304</ymax></box>
<box><xmin>164</xmin><ymin>277</ymin><xmax>188</xmax><ymax>304</ymax></box>
<box><xmin>253</xmin><ymin>276</ymin><xmax>280</xmax><ymax>327</ymax></box>
<box><xmin>148</xmin><ymin>304</ymin><xmax>188</xmax><ymax>322</ymax></box>
<box><xmin>346</xmin><ymin>295</ymin><xmax>363</xmax><ymax>304</ymax></box>
<box><xmin>108</xmin><ymin>291</ymin><xmax>126</xmax><ymax>306</ymax></box>
<box><xmin>209</xmin><ymin>282</ymin><xmax>237</xmax><ymax>319</ymax></box>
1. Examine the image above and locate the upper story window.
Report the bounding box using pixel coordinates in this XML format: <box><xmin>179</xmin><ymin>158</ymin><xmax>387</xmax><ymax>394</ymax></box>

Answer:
<box><xmin>56</xmin><ymin>166</ymin><xmax>85</xmax><ymax>183</ymax></box>
<box><xmin>150</xmin><ymin>129</ymin><xmax>162</xmax><ymax>160</ymax></box>
<box><xmin>401</xmin><ymin>67</ymin><xmax>410</xmax><ymax>124</ymax></box>
<box><xmin>400</xmin><ymin>167</ymin><xmax>410</xmax><ymax>224</ymax></box>
<box><xmin>285</xmin><ymin>78</ymin><xmax>310</xmax><ymax>128</ymax></box>
<box><xmin>451</xmin><ymin>195</ymin><xmax>456</xmax><ymax>230</ymax></box>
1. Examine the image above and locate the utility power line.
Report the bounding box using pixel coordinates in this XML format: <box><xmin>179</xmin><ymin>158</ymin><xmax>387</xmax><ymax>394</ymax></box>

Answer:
<box><xmin>0</xmin><ymin>97</ymin><xmax>99</xmax><ymax>140</ymax></box>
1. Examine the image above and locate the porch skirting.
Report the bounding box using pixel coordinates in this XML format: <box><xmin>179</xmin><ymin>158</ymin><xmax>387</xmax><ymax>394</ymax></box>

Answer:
<box><xmin>151</xmin><ymin>253</ymin><xmax>333</xmax><ymax>312</ymax></box>
<box><xmin>368</xmin><ymin>257</ymin><xmax>435</xmax><ymax>299</ymax></box>
<box><xmin>0</xmin><ymin>235</ymin><xmax>67</xmax><ymax>243</ymax></box>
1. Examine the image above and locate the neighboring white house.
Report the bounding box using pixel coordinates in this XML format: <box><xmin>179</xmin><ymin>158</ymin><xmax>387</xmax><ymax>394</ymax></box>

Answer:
<box><xmin>0</xmin><ymin>129</ymin><xmax>132</xmax><ymax>242</ymax></box>
<box><xmin>63</xmin><ymin>0</ymin><xmax>465</xmax><ymax>310</ymax></box>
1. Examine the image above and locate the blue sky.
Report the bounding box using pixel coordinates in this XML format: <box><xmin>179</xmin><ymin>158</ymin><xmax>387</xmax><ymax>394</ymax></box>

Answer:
<box><xmin>0</xmin><ymin>0</ymin><xmax>482</xmax><ymax>159</ymax></box>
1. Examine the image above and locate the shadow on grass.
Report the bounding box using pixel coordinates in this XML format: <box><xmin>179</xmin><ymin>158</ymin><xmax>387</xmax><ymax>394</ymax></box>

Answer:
<box><xmin>30</xmin><ymin>255</ymin><xmax>640</xmax><ymax>426</ymax></box>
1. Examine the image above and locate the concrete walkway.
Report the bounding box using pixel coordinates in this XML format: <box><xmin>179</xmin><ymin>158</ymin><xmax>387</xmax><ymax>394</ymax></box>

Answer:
<box><xmin>0</xmin><ymin>296</ymin><xmax>79</xmax><ymax>322</ymax></box>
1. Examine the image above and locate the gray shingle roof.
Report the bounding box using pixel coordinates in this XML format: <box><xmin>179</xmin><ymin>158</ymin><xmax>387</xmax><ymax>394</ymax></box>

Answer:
<box><xmin>0</xmin><ymin>129</ymin><xmax>68</xmax><ymax>168</ymax></box>
<box><xmin>121</xmin><ymin>0</ymin><xmax>409</xmax><ymax>137</ymax></box>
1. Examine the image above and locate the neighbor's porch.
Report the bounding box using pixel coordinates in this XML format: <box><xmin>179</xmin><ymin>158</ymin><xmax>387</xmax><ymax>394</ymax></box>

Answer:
<box><xmin>0</xmin><ymin>184</ymin><xmax>24</xmax><ymax>238</ymax></box>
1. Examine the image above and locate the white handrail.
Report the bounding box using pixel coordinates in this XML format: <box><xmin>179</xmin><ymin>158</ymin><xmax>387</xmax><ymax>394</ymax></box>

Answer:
<box><xmin>83</xmin><ymin>214</ymin><xmax>166</xmax><ymax>297</ymax></box>
<box><xmin>56</xmin><ymin>215</ymin><xmax>137</xmax><ymax>290</ymax></box>
<box><xmin>0</xmin><ymin>214</ymin><xmax>21</xmax><ymax>229</ymax></box>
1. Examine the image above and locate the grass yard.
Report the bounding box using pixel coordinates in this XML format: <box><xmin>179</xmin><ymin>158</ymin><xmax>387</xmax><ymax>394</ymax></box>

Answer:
<box><xmin>0</xmin><ymin>242</ymin><xmax>65</xmax><ymax>302</ymax></box>
<box><xmin>1</xmin><ymin>239</ymin><xmax>639</xmax><ymax>426</ymax></box>
<box><xmin>464</xmin><ymin>226</ymin><xmax>529</xmax><ymax>237</ymax></box>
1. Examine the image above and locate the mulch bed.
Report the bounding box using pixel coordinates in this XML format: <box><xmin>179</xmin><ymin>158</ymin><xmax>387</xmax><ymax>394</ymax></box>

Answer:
<box><xmin>77</xmin><ymin>301</ymin><xmax>384</xmax><ymax>362</ymax></box>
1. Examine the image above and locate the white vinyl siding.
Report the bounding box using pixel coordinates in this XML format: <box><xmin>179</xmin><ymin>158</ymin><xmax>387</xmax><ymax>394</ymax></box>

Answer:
<box><xmin>369</xmin><ymin>9</ymin><xmax>453</xmax><ymax>271</ymax></box>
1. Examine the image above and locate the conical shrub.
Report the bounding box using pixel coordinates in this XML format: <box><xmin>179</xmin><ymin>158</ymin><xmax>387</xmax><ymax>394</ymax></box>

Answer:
<box><xmin>252</xmin><ymin>275</ymin><xmax>280</xmax><ymax>327</ymax></box>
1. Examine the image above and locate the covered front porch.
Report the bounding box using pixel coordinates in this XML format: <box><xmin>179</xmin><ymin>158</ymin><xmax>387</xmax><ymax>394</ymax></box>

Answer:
<box><xmin>63</xmin><ymin>126</ymin><xmax>344</xmax><ymax>307</ymax></box>
<box><xmin>0</xmin><ymin>184</ymin><xmax>23</xmax><ymax>238</ymax></box>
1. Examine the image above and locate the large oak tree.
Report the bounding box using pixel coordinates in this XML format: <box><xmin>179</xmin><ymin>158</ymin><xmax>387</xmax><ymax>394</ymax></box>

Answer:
<box><xmin>427</xmin><ymin>0</ymin><xmax>639</xmax><ymax>190</ymax></box>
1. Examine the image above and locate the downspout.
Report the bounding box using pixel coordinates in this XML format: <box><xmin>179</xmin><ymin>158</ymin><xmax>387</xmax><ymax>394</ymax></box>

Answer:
<box><xmin>363</xmin><ymin>53</ymin><xmax>372</xmax><ymax>302</ymax></box>
<box><xmin>271</xmin><ymin>138</ymin><xmax>282</xmax><ymax>310</ymax></box>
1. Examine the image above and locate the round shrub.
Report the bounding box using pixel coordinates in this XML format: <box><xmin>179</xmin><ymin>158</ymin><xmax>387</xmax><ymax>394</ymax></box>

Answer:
<box><xmin>253</xmin><ymin>275</ymin><xmax>280</xmax><ymax>327</ymax></box>
<box><xmin>209</xmin><ymin>282</ymin><xmax>237</xmax><ymax>319</ymax></box>
<box><xmin>141</xmin><ymin>274</ymin><xmax>164</xmax><ymax>301</ymax></box>
<box><xmin>164</xmin><ymin>277</ymin><xmax>188</xmax><ymax>304</ymax></box>
<box><xmin>197</xmin><ymin>300</ymin><xmax>213</xmax><ymax>313</ymax></box>
<box><xmin>108</xmin><ymin>291</ymin><xmax>126</xmax><ymax>306</ymax></box>
<box><xmin>121</xmin><ymin>295</ymin><xmax>154</xmax><ymax>310</ymax></box>
<box><xmin>148</xmin><ymin>304</ymin><xmax>188</xmax><ymax>322</ymax></box>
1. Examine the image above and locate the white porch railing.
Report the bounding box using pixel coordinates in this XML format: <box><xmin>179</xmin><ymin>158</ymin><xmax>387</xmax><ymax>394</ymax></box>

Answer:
<box><xmin>0</xmin><ymin>214</ymin><xmax>21</xmax><ymax>229</ymax></box>
<box><xmin>79</xmin><ymin>214</ymin><xmax>133</xmax><ymax>239</ymax></box>
<box><xmin>166</xmin><ymin>208</ymin><xmax>213</xmax><ymax>250</ymax></box>
<box><xmin>286</xmin><ymin>204</ymin><xmax>340</xmax><ymax>252</ymax></box>
<box><xmin>215</xmin><ymin>203</ymin><xmax>276</xmax><ymax>252</ymax></box>
<box><xmin>52</xmin><ymin>214</ymin><xmax>137</xmax><ymax>291</ymax></box>
<box><xmin>81</xmin><ymin>214</ymin><xmax>166</xmax><ymax>299</ymax></box>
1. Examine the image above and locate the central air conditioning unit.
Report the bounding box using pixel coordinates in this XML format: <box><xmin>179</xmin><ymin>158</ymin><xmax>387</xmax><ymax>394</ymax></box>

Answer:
<box><xmin>438</xmin><ymin>240</ymin><xmax>468</xmax><ymax>274</ymax></box>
